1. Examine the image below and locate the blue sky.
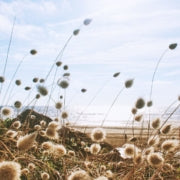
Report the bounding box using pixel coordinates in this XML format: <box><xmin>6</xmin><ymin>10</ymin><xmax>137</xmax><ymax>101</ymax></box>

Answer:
<box><xmin>0</xmin><ymin>0</ymin><xmax>180</xmax><ymax>123</ymax></box>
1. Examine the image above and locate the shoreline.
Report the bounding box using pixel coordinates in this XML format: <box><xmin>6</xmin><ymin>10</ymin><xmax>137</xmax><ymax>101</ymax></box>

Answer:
<box><xmin>70</xmin><ymin>125</ymin><xmax>180</xmax><ymax>146</ymax></box>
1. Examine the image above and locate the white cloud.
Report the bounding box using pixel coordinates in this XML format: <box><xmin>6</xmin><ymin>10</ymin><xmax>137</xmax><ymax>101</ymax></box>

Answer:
<box><xmin>0</xmin><ymin>0</ymin><xmax>58</xmax><ymax>17</ymax></box>
<box><xmin>0</xmin><ymin>14</ymin><xmax>11</xmax><ymax>33</ymax></box>
<box><xmin>0</xmin><ymin>0</ymin><xmax>180</xmax><ymax>111</ymax></box>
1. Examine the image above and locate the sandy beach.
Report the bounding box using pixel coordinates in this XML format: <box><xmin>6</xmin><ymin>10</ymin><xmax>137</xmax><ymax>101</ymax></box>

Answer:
<box><xmin>71</xmin><ymin>125</ymin><xmax>180</xmax><ymax>146</ymax></box>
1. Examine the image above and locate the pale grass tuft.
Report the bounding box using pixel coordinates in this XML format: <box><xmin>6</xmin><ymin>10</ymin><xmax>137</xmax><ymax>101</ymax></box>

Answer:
<box><xmin>135</xmin><ymin>98</ymin><xmax>145</xmax><ymax>109</ymax></box>
<box><xmin>15</xmin><ymin>79</ymin><xmax>21</xmax><ymax>86</ymax></box>
<box><xmin>58</xmin><ymin>80</ymin><xmax>69</xmax><ymax>89</ymax></box>
<box><xmin>131</xmin><ymin>107</ymin><xmax>137</xmax><ymax>115</ymax></box>
<box><xmin>21</xmin><ymin>168</ymin><xmax>29</xmax><ymax>175</ymax></box>
<box><xmin>147</xmin><ymin>152</ymin><xmax>164</xmax><ymax>168</ymax></box>
<box><xmin>129</xmin><ymin>136</ymin><xmax>138</xmax><ymax>142</ymax></box>
<box><xmin>133</xmin><ymin>153</ymin><xmax>143</xmax><ymax>165</ymax></box>
<box><xmin>134</xmin><ymin>114</ymin><xmax>143</xmax><ymax>122</ymax></box>
<box><xmin>43</xmin><ymin>150</ymin><xmax>50</xmax><ymax>156</ymax></box>
<box><xmin>147</xmin><ymin>100</ymin><xmax>153</xmax><ymax>107</ymax></box>
<box><xmin>40</xmin><ymin>120</ymin><xmax>46</xmax><ymax>127</ymax></box>
<box><xmin>37</xmin><ymin>85</ymin><xmax>48</xmax><ymax>96</ymax></box>
<box><xmin>6</xmin><ymin>130</ymin><xmax>17</xmax><ymax>138</ymax></box>
<box><xmin>30</xmin><ymin>115</ymin><xmax>36</xmax><ymax>120</ymax></box>
<box><xmin>53</xmin><ymin>144</ymin><xmax>67</xmax><ymax>157</ymax></box>
<box><xmin>161</xmin><ymin>124</ymin><xmax>171</xmax><ymax>134</ymax></box>
<box><xmin>55</xmin><ymin>102</ymin><xmax>62</xmax><ymax>109</ymax></box>
<box><xmin>105</xmin><ymin>170</ymin><xmax>113</xmax><ymax>178</ymax></box>
<box><xmin>42</xmin><ymin>141</ymin><xmax>54</xmax><ymax>151</ymax></box>
<box><xmin>12</xmin><ymin>121</ymin><xmax>21</xmax><ymax>129</ymax></box>
<box><xmin>61</xmin><ymin>111</ymin><xmax>68</xmax><ymax>119</ymax></box>
<box><xmin>99</xmin><ymin>165</ymin><xmax>106</xmax><ymax>172</ymax></box>
<box><xmin>151</xmin><ymin>118</ymin><xmax>160</xmax><ymax>129</ymax></box>
<box><xmin>46</xmin><ymin>127</ymin><xmax>59</xmax><ymax>139</ymax></box>
<box><xmin>34</xmin><ymin>125</ymin><xmax>41</xmax><ymax>130</ymax></box>
<box><xmin>81</xmin><ymin>141</ymin><xmax>86</xmax><ymax>146</ymax></box>
<box><xmin>17</xmin><ymin>132</ymin><xmax>37</xmax><ymax>151</ymax></box>
<box><xmin>148</xmin><ymin>136</ymin><xmax>159</xmax><ymax>146</ymax></box>
<box><xmin>14</xmin><ymin>101</ymin><xmax>22</xmax><ymax>109</ymax></box>
<box><xmin>1</xmin><ymin>106</ymin><xmax>14</xmax><ymax>119</ymax></box>
<box><xmin>84</xmin><ymin>147</ymin><xmax>90</xmax><ymax>152</ymax></box>
<box><xmin>91</xmin><ymin>128</ymin><xmax>106</xmax><ymax>142</ymax></box>
<box><xmin>0</xmin><ymin>161</ymin><xmax>21</xmax><ymax>180</ymax></box>
<box><xmin>48</xmin><ymin>121</ymin><xmax>60</xmax><ymax>129</ymax></box>
<box><xmin>161</xmin><ymin>163</ymin><xmax>173</xmax><ymax>173</ymax></box>
<box><xmin>125</xmin><ymin>79</ymin><xmax>134</xmax><ymax>88</ymax></box>
<box><xmin>124</xmin><ymin>144</ymin><xmax>139</xmax><ymax>158</ymax></box>
<box><xmin>151</xmin><ymin>173</ymin><xmax>163</xmax><ymax>180</ymax></box>
<box><xmin>143</xmin><ymin>147</ymin><xmax>154</xmax><ymax>156</ymax></box>
<box><xmin>68</xmin><ymin>170</ymin><xmax>92</xmax><ymax>180</ymax></box>
<box><xmin>68</xmin><ymin>150</ymin><xmax>75</xmax><ymax>156</ymax></box>
<box><xmin>39</xmin><ymin>130</ymin><xmax>46</xmax><ymax>137</ymax></box>
<box><xmin>90</xmin><ymin>143</ymin><xmax>101</xmax><ymax>154</ymax></box>
<box><xmin>95</xmin><ymin>176</ymin><xmax>108</xmax><ymax>180</ymax></box>
<box><xmin>0</xmin><ymin>76</ymin><xmax>5</xmax><ymax>83</ymax></box>
<box><xmin>84</xmin><ymin>161</ymin><xmax>93</xmax><ymax>169</ymax></box>
<box><xmin>28</xmin><ymin>163</ymin><xmax>35</xmax><ymax>171</ymax></box>
<box><xmin>161</xmin><ymin>139</ymin><xmax>179</xmax><ymax>152</ymax></box>
<box><xmin>41</xmin><ymin>172</ymin><xmax>50</xmax><ymax>180</ymax></box>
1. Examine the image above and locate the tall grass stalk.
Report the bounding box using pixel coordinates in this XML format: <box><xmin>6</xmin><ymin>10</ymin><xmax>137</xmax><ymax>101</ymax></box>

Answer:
<box><xmin>151</xmin><ymin>102</ymin><xmax>180</xmax><ymax>141</ymax></box>
<box><xmin>73</xmin><ymin>73</ymin><xmax>120</xmax><ymax>126</ymax></box>
<box><xmin>149</xmin><ymin>49</ymin><xmax>168</xmax><ymax>102</ymax></box>
<box><xmin>2</xmin><ymin>54</ymin><xmax>28</xmax><ymax>105</ymax></box>
<box><xmin>43</xmin><ymin>66</ymin><xmax>58</xmax><ymax>115</ymax></box>
<box><xmin>148</xmin><ymin>44</ymin><xmax>177</xmax><ymax>138</ymax></box>
<box><xmin>100</xmin><ymin>87</ymin><xmax>125</xmax><ymax>127</ymax></box>
<box><xmin>0</xmin><ymin>17</ymin><xmax>16</xmax><ymax>95</ymax></box>
<box><xmin>147</xmin><ymin>48</ymin><xmax>168</xmax><ymax>138</ymax></box>
<box><xmin>44</xmin><ymin>35</ymin><xmax>73</xmax><ymax>82</ymax></box>
<box><xmin>161</xmin><ymin>98</ymin><xmax>178</xmax><ymax>118</ymax></box>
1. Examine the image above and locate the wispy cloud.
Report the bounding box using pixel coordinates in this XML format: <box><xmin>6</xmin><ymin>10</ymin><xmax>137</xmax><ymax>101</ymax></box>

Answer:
<box><xmin>0</xmin><ymin>0</ymin><xmax>180</xmax><ymax>110</ymax></box>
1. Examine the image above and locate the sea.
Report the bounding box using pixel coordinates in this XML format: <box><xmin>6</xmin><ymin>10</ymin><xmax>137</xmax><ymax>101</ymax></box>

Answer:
<box><xmin>27</xmin><ymin>106</ymin><xmax>180</xmax><ymax>128</ymax></box>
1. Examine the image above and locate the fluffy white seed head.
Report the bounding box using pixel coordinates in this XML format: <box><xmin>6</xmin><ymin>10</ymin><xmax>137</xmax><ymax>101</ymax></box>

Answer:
<box><xmin>17</xmin><ymin>132</ymin><xmax>37</xmax><ymax>151</ymax></box>
<box><xmin>68</xmin><ymin>170</ymin><xmax>92</xmax><ymax>180</ymax></box>
<box><xmin>148</xmin><ymin>136</ymin><xmax>159</xmax><ymax>146</ymax></box>
<box><xmin>91</xmin><ymin>128</ymin><xmax>106</xmax><ymax>142</ymax></box>
<box><xmin>95</xmin><ymin>176</ymin><xmax>108</xmax><ymax>180</ymax></box>
<box><xmin>147</xmin><ymin>153</ymin><xmax>164</xmax><ymax>168</ymax></box>
<box><xmin>41</xmin><ymin>172</ymin><xmax>50</xmax><ymax>180</ymax></box>
<box><xmin>0</xmin><ymin>161</ymin><xmax>21</xmax><ymax>180</ymax></box>
<box><xmin>53</xmin><ymin>144</ymin><xmax>67</xmax><ymax>157</ymax></box>
<box><xmin>90</xmin><ymin>143</ymin><xmax>101</xmax><ymax>154</ymax></box>
<box><xmin>0</xmin><ymin>107</ymin><xmax>14</xmax><ymax>119</ymax></box>
<box><xmin>124</xmin><ymin>144</ymin><xmax>139</xmax><ymax>158</ymax></box>
<box><xmin>12</xmin><ymin>121</ymin><xmax>21</xmax><ymax>129</ymax></box>
<box><xmin>161</xmin><ymin>140</ymin><xmax>179</xmax><ymax>152</ymax></box>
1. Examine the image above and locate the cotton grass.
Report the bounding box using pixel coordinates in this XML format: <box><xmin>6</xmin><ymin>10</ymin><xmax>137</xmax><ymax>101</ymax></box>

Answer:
<box><xmin>1</xmin><ymin>106</ymin><xmax>14</xmax><ymax>119</ymax></box>
<box><xmin>17</xmin><ymin>132</ymin><xmax>37</xmax><ymax>151</ymax></box>
<box><xmin>0</xmin><ymin>161</ymin><xmax>21</xmax><ymax>180</ymax></box>
<box><xmin>90</xmin><ymin>143</ymin><xmax>101</xmax><ymax>154</ymax></box>
<box><xmin>161</xmin><ymin>139</ymin><xmax>179</xmax><ymax>152</ymax></box>
<box><xmin>147</xmin><ymin>153</ymin><xmax>164</xmax><ymax>168</ymax></box>
<box><xmin>91</xmin><ymin>128</ymin><xmax>106</xmax><ymax>142</ymax></box>
<box><xmin>68</xmin><ymin>170</ymin><xmax>92</xmax><ymax>180</ymax></box>
<box><xmin>41</xmin><ymin>172</ymin><xmax>50</xmax><ymax>180</ymax></box>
